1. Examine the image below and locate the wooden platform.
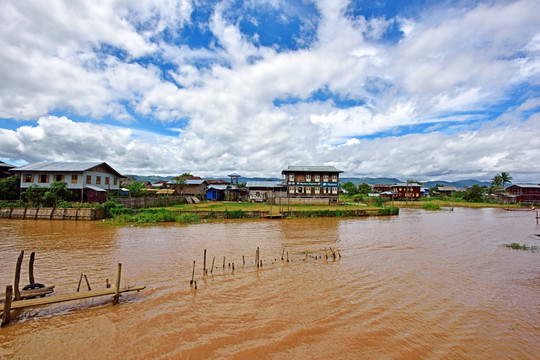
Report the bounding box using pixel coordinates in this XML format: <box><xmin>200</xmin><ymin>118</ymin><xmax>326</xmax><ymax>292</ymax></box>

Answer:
<box><xmin>0</xmin><ymin>285</ymin><xmax>55</xmax><ymax>302</ymax></box>
<box><xmin>1</xmin><ymin>285</ymin><xmax>145</xmax><ymax>315</ymax></box>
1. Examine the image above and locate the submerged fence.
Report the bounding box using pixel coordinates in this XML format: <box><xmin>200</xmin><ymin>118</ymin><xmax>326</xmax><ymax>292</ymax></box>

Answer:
<box><xmin>0</xmin><ymin>207</ymin><xmax>104</xmax><ymax>221</ymax></box>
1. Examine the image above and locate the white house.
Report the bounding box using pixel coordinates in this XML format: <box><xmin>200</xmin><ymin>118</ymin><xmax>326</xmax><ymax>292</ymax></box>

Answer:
<box><xmin>11</xmin><ymin>161</ymin><xmax>124</xmax><ymax>203</ymax></box>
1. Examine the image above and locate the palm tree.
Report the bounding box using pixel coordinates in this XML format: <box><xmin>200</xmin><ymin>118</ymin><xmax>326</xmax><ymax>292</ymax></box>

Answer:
<box><xmin>500</xmin><ymin>172</ymin><xmax>512</xmax><ymax>188</ymax></box>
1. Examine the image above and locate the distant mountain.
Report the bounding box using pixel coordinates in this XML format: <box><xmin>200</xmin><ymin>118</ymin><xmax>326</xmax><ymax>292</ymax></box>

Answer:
<box><xmin>127</xmin><ymin>174</ymin><xmax>491</xmax><ymax>189</ymax></box>
<box><xmin>340</xmin><ymin>177</ymin><xmax>401</xmax><ymax>185</ymax></box>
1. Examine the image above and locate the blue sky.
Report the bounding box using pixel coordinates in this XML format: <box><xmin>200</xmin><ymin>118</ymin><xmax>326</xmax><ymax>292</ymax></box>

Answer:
<box><xmin>1</xmin><ymin>0</ymin><xmax>539</xmax><ymax>181</ymax></box>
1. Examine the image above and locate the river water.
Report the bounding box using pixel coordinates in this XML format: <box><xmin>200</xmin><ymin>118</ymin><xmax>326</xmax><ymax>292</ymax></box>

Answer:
<box><xmin>0</xmin><ymin>208</ymin><xmax>538</xmax><ymax>359</ymax></box>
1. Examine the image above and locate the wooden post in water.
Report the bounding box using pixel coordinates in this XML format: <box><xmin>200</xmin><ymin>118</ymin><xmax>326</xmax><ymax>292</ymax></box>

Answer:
<box><xmin>203</xmin><ymin>249</ymin><xmax>207</xmax><ymax>276</ymax></box>
<box><xmin>2</xmin><ymin>286</ymin><xmax>13</xmax><ymax>327</ymax></box>
<box><xmin>223</xmin><ymin>256</ymin><xmax>226</xmax><ymax>268</ymax></box>
<box><xmin>286</xmin><ymin>252</ymin><xmax>289</xmax><ymax>263</ymax></box>
<box><xmin>113</xmin><ymin>263</ymin><xmax>122</xmax><ymax>305</ymax></box>
<box><xmin>242</xmin><ymin>255</ymin><xmax>245</xmax><ymax>266</ymax></box>
<box><xmin>281</xmin><ymin>248</ymin><xmax>285</xmax><ymax>261</ymax></box>
<box><xmin>256</xmin><ymin>247</ymin><xmax>260</xmax><ymax>268</ymax></box>
<box><xmin>211</xmin><ymin>256</ymin><xmax>215</xmax><ymax>274</ymax></box>
<box><xmin>84</xmin><ymin>275</ymin><xmax>91</xmax><ymax>291</ymax></box>
<box><xmin>14</xmin><ymin>250</ymin><xmax>24</xmax><ymax>301</ymax></box>
<box><xmin>77</xmin><ymin>274</ymin><xmax>83</xmax><ymax>292</ymax></box>
<box><xmin>190</xmin><ymin>261</ymin><xmax>195</xmax><ymax>285</ymax></box>
<box><xmin>29</xmin><ymin>251</ymin><xmax>36</xmax><ymax>284</ymax></box>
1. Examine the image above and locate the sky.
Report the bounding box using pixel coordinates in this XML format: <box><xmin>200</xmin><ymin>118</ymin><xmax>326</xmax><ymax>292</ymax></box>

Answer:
<box><xmin>1</xmin><ymin>0</ymin><xmax>539</xmax><ymax>182</ymax></box>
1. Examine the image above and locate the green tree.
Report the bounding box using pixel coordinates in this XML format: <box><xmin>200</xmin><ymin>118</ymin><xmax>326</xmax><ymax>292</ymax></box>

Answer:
<box><xmin>342</xmin><ymin>181</ymin><xmax>359</xmax><ymax>195</ymax></box>
<box><xmin>463</xmin><ymin>184</ymin><xmax>485</xmax><ymax>202</ymax></box>
<box><xmin>127</xmin><ymin>182</ymin><xmax>148</xmax><ymax>197</ymax></box>
<box><xmin>43</xmin><ymin>181</ymin><xmax>72</xmax><ymax>207</ymax></box>
<box><xmin>500</xmin><ymin>172</ymin><xmax>512</xmax><ymax>188</ymax></box>
<box><xmin>171</xmin><ymin>175</ymin><xmax>187</xmax><ymax>195</ymax></box>
<box><xmin>22</xmin><ymin>184</ymin><xmax>46</xmax><ymax>206</ymax></box>
<box><xmin>357</xmin><ymin>183</ymin><xmax>372</xmax><ymax>195</ymax></box>
<box><xmin>0</xmin><ymin>175</ymin><xmax>20</xmax><ymax>200</ymax></box>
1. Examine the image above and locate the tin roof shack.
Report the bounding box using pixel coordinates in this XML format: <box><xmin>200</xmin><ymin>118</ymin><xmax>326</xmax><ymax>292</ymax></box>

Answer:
<box><xmin>246</xmin><ymin>181</ymin><xmax>286</xmax><ymax>203</ymax></box>
<box><xmin>505</xmin><ymin>184</ymin><xmax>540</xmax><ymax>203</ymax></box>
<box><xmin>11</xmin><ymin>161</ymin><xmax>123</xmax><ymax>203</ymax></box>
<box><xmin>206</xmin><ymin>184</ymin><xmax>229</xmax><ymax>201</ymax></box>
<box><xmin>171</xmin><ymin>179</ymin><xmax>208</xmax><ymax>197</ymax></box>
<box><xmin>436</xmin><ymin>186</ymin><xmax>457</xmax><ymax>197</ymax></box>
<box><xmin>392</xmin><ymin>183</ymin><xmax>422</xmax><ymax>200</ymax></box>
<box><xmin>0</xmin><ymin>161</ymin><xmax>15</xmax><ymax>179</ymax></box>
<box><xmin>281</xmin><ymin>166</ymin><xmax>343</xmax><ymax>205</ymax></box>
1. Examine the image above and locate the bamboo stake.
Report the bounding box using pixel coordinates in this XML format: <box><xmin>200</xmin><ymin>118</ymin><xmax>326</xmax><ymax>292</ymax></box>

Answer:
<box><xmin>29</xmin><ymin>251</ymin><xmax>36</xmax><ymax>284</ymax></box>
<box><xmin>223</xmin><ymin>256</ymin><xmax>226</xmax><ymax>268</ymax></box>
<box><xmin>281</xmin><ymin>248</ymin><xmax>285</xmax><ymax>261</ymax></box>
<box><xmin>14</xmin><ymin>250</ymin><xmax>24</xmax><ymax>301</ymax></box>
<box><xmin>337</xmin><ymin>249</ymin><xmax>342</xmax><ymax>258</ymax></box>
<box><xmin>203</xmin><ymin>249</ymin><xmax>207</xmax><ymax>276</ymax></box>
<box><xmin>113</xmin><ymin>263</ymin><xmax>122</xmax><ymax>305</ymax></box>
<box><xmin>84</xmin><ymin>274</ymin><xmax>91</xmax><ymax>291</ymax></box>
<box><xmin>211</xmin><ymin>256</ymin><xmax>215</xmax><ymax>274</ymax></box>
<box><xmin>242</xmin><ymin>255</ymin><xmax>245</xmax><ymax>265</ymax></box>
<box><xmin>232</xmin><ymin>262</ymin><xmax>235</xmax><ymax>271</ymax></box>
<box><xmin>77</xmin><ymin>274</ymin><xmax>83</xmax><ymax>292</ymax></box>
<box><xmin>286</xmin><ymin>251</ymin><xmax>289</xmax><ymax>262</ymax></box>
<box><xmin>2</xmin><ymin>286</ymin><xmax>13</xmax><ymax>327</ymax></box>
<box><xmin>256</xmin><ymin>247</ymin><xmax>260</xmax><ymax>268</ymax></box>
<box><xmin>190</xmin><ymin>261</ymin><xmax>195</xmax><ymax>285</ymax></box>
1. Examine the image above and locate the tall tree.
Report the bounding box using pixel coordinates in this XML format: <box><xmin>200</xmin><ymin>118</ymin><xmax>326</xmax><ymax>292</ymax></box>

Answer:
<box><xmin>171</xmin><ymin>175</ymin><xmax>188</xmax><ymax>195</ymax></box>
<box><xmin>500</xmin><ymin>172</ymin><xmax>512</xmax><ymax>188</ymax></box>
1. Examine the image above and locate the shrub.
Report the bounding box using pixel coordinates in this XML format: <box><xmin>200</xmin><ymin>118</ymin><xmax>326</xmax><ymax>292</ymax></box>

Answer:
<box><xmin>377</xmin><ymin>207</ymin><xmax>399</xmax><ymax>216</ymax></box>
<box><xmin>225</xmin><ymin>209</ymin><xmax>247</xmax><ymax>218</ymax></box>
<box><xmin>57</xmin><ymin>200</ymin><xmax>73</xmax><ymax>208</ymax></box>
<box><xmin>422</xmin><ymin>203</ymin><xmax>441</xmax><ymax>211</ymax></box>
<box><xmin>178</xmin><ymin>213</ymin><xmax>200</xmax><ymax>224</ymax></box>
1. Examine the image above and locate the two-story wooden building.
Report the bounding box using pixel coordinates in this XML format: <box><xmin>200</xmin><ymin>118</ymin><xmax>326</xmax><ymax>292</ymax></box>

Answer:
<box><xmin>391</xmin><ymin>183</ymin><xmax>422</xmax><ymax>200</ymax></box>
<box><xmin>281</xmin><ymin>166</ymin><xmax>343</xmax><ymax>204</ymax></box>
<box><xmin>11</xmin><ymin>161</ymin><xmax>123</xmax><ymax>203</ymax></box>
<box><xmin>505</xmin><ymin>184</ymin><xmax>540</xmax><ymax>203</ymax></box>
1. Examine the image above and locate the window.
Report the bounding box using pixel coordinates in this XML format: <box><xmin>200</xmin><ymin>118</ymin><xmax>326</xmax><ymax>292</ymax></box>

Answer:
<box><xmin>86</xmin><ymin>175</ymin><xmax>92</xmax><ymax>184</ymax></box>
<box><xmin>289</xmin><ymin>187</ymin><xmax>294</xmax><ymax>194</ymax></box>
<box><xmin>38</xmin><ymin>174</ymin><xmax>49</xmax><ymax>183</ymax></box>
<box><xmin>315</xmin><ymin>174</ymin><xmax>320</xmax><ymax>182</ymax></box>
<box><xmin>332</xmin><ymin>174</ymin><xmax>337</xmax><ymax>182</ymax></box>
<box><xmin>306</xmin><ymin>174</ymin><xmax>311</xmax><ymax>182</ymax></box>
<box><xmin>323</xmin><ymin>174</ymin><xmax>329</xmax><ymax>182</ymax></box>
<box><xmin>289</xmin><ymin>174</ymin><xmax>294</xmax><ymax>182</ymax></box>
<box><xmin>23</xmin><ymin>174</ymin><xmax>33</xmax><ymax>183</ymax></box>
<box><xmin>315</xmin><ymin>187</ymin><xmax>320</xmax><ymax>194</ymax></box>
<box><xmin>71</xmin><ymin>174</ymin><xmax>78</xmax><ymax>184</ymax></box>
<box><xmin>306</xmin><ymin>187</ymin><xmax>311</xmax><ymax>194</ymax></box>
<box><xmin>105</xmin><ymin>177</ymin><xmax>110</xmax><ymax>185</ymax></box>
<box><xmin>54</xmin><ymin>174</ymin><xmax>64</xmax><ymax>182</ymax></box>
<box><xmin>113</xmin><ymin>178</ymin><xmax>118</xmax><ymax>185</ymax></box>
<box><xmin>332</xmin><ymin>187</ymin><xmax>338</xmax><ymax>194</ymax></box>
<box><xmin>96</xmin><ymin>176</ymin><xmax>101</xmax><ymax>185</ymax></box>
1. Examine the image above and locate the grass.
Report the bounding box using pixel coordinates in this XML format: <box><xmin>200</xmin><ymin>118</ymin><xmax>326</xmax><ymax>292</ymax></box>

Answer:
<box><xmin>504</xmin><ymin>243</ymin><xmax>538</xmax><ymax>251</ymax></box>
<box><xmin>422</xmin><ymin>203</ymin><xmax>442</xmax><ymax>211</ymax></box>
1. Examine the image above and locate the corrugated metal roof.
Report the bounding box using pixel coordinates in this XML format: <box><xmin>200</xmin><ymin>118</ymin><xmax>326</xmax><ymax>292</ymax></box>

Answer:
<box><xmin>510</xmin><ymin>184</ymin><xmax>540</xmax><ymax>189</ymax></box>
<box><xmin>246</xmin><ymin>181</ymin><xmax>284</xmax><ymax>188</ymax></box>
<box><xmin>11</xmin><ymin>161</ymin><xmax>123</xmax><ymax>177</ymax></box>
<box><xmin>394</xmin><ymin>183</ymin><xmax>422</xmax><ymax>187</ymax></box>
<box><xmin>85</xmin><ymin>185</ymin><xmax>106</xmax><ymax>192</ymax></box>
<box><xmin>282</xmin><ymin>166</ymin><xmax>342</xmax><ymax>173</ymax></box>
<box><xmin>208</xmin><ymin>184</ymin><xmax>229</xmax><ymax>190</ymax></box>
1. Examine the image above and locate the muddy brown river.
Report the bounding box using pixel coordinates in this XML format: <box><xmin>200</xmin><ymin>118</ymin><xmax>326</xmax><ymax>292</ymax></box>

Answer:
<box><xmin>0</xmin><ymin>208</ymin><xmax>539</xmax><ymax>359</ymax></box>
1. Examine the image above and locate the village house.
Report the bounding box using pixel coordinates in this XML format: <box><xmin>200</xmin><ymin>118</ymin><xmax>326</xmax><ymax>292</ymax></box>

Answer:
<box><xmin>391</xmin><ymin>183</ymin><xmax>422</xmax><ymax>200</ymax></box>
<box><xmin>167</xmin><ymin>178</ymin><xmax>208</xmax><ymax>197</ymax></box>
<box><xmin>505</xmin><ymin>184</ymin><xmax>540</xmax><ymax>203</ymax></box>
<box><xmin>10</xmin><ymin>161</ymin><xmax>123</xmax><ymax>203</ymax></box>
<box><xmin>246</xmin><ymin>181</ymin><xmax>286</xmax><ymax>203</ymax></box>
<box><xmin>281</xmin><ymin>166</ymin><xmax>343</xmax><ymax>204</ymax></box>
<box><xmin>435</xmin><ymin>186</ymin><xmax>457</xmax><ymax>196</ymax></box>
<box><xmin>0</xmin><ymin>161</ymin><xmax>15</xmax><ymax>179</ymax></box>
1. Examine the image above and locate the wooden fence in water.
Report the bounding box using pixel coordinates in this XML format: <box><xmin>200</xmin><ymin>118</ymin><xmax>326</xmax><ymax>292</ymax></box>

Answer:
<box><xmin>0</xmin><ymin>207</ymin><xmax>103</xmax><ymax>221</ymax></box>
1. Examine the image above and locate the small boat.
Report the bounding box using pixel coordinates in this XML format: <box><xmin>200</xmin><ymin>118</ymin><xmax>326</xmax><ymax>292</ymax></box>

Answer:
<box><xmin>504</xmin><ymin>207</ymin><xmax>535</xmax><ymax>211</ymax></box>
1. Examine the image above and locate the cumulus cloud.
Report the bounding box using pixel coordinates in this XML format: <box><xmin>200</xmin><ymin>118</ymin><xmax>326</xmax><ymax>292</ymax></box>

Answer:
<box><xmin>1</xmin><ymin>0</ymin><xmax>539</xmax><ymax>181</ymax></box>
